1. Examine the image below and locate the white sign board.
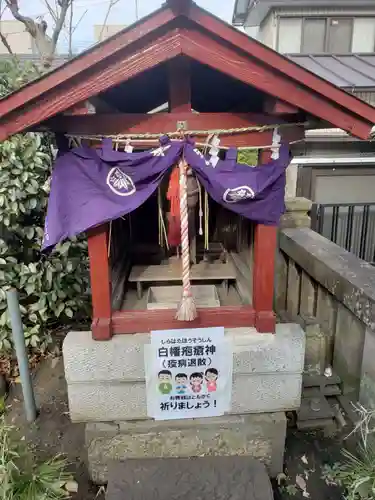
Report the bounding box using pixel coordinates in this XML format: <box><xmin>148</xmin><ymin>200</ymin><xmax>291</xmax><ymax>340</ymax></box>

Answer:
<box><xmin>145</xmin><ymin>327</ymin><xmax>233</xmax><ymax>420</ymax></box>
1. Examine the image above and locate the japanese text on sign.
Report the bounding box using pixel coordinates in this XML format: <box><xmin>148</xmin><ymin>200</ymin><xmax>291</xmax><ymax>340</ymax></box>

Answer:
<box><xmin>145</xmin><ymin>327</ymin><xmax>233</xmax><ymax>421</ymax></box>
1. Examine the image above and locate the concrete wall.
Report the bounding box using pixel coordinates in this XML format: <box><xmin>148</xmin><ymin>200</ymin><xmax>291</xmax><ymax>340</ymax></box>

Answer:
<box><xmin>277</xmin><ymin>225</ymin><xmax>375</xmax><ymax>406</ymax></box>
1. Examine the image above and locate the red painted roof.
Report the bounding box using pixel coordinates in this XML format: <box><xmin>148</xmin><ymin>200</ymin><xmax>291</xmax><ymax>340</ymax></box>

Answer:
<box><xmin>0</xmin><ymin>0</ymin><xmax>374</xmax><ymax>140</ymax></box>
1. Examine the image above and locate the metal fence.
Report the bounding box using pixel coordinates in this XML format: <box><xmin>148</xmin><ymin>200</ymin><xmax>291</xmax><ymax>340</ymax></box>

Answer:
<box><xmin>311</xmin><ymin>203</ymin><xmax>375</xmax><ymax>264</ymax></box>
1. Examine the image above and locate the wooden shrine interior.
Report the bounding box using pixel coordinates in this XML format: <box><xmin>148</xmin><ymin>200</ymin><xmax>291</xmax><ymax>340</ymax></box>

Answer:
<box><xmin>0</xmin><ymin>0</ymin><xmax>373</xmax><ymax>340</ymax></box>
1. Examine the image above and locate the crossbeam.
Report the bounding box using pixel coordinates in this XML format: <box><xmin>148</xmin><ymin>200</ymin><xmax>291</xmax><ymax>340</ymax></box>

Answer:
<box><xmin>43</xmin><ymin>112</ymin><xmax>305</xmax><ymax>147</ymax></box>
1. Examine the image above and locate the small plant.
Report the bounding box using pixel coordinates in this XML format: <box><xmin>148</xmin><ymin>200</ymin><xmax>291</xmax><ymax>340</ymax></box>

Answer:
<box><xmin>321</xmin><ymin>403</ymin><xmax>375</xmax><ymax>500</ymax></box>
<box><xmin>322</xmin><ymin>446</ymin><xmax>375</xmax><ymax>500</ymax></box>
<box><xmin>0</xmin><ymin>417</ymin><xmax>72</xmax><ymax>499</ymax></box>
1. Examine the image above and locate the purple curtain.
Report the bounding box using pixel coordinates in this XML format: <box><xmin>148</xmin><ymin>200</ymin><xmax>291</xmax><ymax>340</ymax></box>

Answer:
<box><xmin>42</xmin><ymin>136</ymin><xmax>290</xmax><ymax>251</ymax></box>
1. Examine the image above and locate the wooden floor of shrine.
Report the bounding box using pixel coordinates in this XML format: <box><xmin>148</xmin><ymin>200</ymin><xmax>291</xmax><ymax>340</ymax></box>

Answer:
<box><xmin>116</xmin><ymin>257</ymin><xmax>249</xmax><ymax>311</ymax></box>
<box><xmin>121</xmin><ymin>282</ymin><xmax>242</xmax><ymax>310</ymax></box>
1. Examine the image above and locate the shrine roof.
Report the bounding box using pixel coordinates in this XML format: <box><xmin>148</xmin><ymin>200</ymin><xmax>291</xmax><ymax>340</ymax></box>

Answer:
<box><xmin>0</xmin><ymin>0</ymin><xmax>374</xmax><ymax>141</ymax></box>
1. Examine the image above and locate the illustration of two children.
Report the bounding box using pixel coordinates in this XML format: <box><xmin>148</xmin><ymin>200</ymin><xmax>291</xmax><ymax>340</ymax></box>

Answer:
<box><xmin>158</xmin><ymin>368</ymin><xmax>218</xmax><ymax>395</ymax></box>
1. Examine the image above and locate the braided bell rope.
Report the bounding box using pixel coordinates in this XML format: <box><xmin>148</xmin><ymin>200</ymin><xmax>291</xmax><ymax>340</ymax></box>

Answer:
<box><xmin>175</xmin><ymin>158</ymin><xmax>197</xmax><ymax>321</ymax></box>
<box><xmin>180</xmin><ymin>161</ymin><xmax>190</xmax><ymax>296</ymax></box>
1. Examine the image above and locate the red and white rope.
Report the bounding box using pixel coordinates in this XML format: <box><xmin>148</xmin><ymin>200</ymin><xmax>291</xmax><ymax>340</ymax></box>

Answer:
<box><xmin>179</xmin><ymin>159</ymin><xmax>192</xmax><ymax>301</ymax></box>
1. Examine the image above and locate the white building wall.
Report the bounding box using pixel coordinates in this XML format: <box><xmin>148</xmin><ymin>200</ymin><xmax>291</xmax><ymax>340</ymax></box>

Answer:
<box><xmin>244</xmin><ymin>26</ymin><xmax>260</xmax><ymax>39</ymax></box>
<box><xmin>0</xmin><ymin>20</ymin><xmax>33</xmax><ymax>54</ymax></box>
<box><xmin>94</xmin><ymin>24</ymin><xmax>126</xmax><ymax>42</ymax></box>
<box><xmin>315</xmin><ymin>175</ymin><xmax>375</xmax><ymax>204</ymax></box>
<box><xmin>258</xmin><ymin>12</ymin><xmax>277</xmax><ymax>48</ymax></box>
<box><xmin>255</xmin><ymin>7</ymin><xmax>375</xmax><ymax>53</ymax></box>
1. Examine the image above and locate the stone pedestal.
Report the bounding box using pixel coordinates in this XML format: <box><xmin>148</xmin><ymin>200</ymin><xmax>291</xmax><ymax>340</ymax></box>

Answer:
<box><xmin>63</xmin><ymin>324</ymin><xmax>305</xmax><ymax>483</ymax></box>
<box><xmin>280</xmin><ymin>197</ymin><xmax>312</xmax><ymax>230</ymax></box>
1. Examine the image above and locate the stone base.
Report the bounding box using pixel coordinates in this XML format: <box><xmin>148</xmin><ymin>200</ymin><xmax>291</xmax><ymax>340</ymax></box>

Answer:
<box><xmin>63</xmin><ymin>324</ymin><xmax>305</xmax><ymax>422</ymax></box>
<box><xmin>86</xmin><ymin>412</ymin><xmax>286</xmax><ymax>484</ymax></box>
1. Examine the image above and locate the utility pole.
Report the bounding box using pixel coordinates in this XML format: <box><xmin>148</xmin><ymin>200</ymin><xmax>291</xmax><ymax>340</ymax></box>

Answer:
<box><xmin>135</xmin><ymin>0</ymin><xmax>139</xmax><ymax>20</ymax></box>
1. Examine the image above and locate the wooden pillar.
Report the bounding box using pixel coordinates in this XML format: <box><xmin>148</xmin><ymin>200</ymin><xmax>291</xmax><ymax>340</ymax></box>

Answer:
<box><xmin>253</xmin><ymin>150</ymin><xmax>277</xmax><ymax>333</ymax></box>
<box><xmin>87</xmin><ymin>224</ymin><xmax>112</xmax><ymax>340</ymax></box>
<box><xmin>168</xmin><ymin>56</ymin><xmax>191</xmax><ymax>113</ymax></box>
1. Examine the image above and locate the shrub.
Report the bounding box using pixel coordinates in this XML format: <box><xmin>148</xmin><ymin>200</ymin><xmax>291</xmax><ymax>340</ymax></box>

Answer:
<box><xmin>0</xmin><ymin>59</ymin><xmax>90</xmax><ymax>352</ymax></box>
<box><xmin>237</xmin><ymin>149</ymin><xmax>258</xmax><ymax>166</ymax></box>
<box><xmin>0</xmin><ymin>417</ymin><xmax>72</xmax><ymax>499</ymax></box>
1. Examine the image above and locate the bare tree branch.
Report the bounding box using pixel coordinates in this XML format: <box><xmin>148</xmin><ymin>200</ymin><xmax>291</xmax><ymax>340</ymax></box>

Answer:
<box><xmin>68</xmin><ymin>0</ymin><xmax>73</xmax><ymax>57</ymax></box>
<box><xmin>0</xmin><ymin>30</ymin><xmax>13</xmax><ymax>54</ymax></box>
<box><xmin>4</xmin><ymin>0</ymin><xmax>37</xmax><ymax>37</ymax></box>
<box><xmin>51</xmin><ymin>0</ymin><xmax>71</xmax><ymax>50</ymax></box>
<box><xmin>99</xmin><ymin>0</ymin><xmax>121</xmax><ymax>42</ymax></box>
<box><xmin>5</xmin><ymin>0</ymin><xmax>72</xmax><ymax>68</ymax></box>
<box><xmin>43</xmin><ymin>0</ymin><xmax>58</xmax><ymax>23</ymax></box>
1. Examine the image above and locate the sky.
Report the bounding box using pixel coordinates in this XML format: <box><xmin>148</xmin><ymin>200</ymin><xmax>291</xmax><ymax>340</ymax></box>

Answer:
<box><xmin>3</xmin><ymin>0</ymin><xmax>237</xmax><ymax>53</ymax></box>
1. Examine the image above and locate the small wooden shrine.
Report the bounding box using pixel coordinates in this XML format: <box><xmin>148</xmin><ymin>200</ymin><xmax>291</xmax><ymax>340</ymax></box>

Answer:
<box><xmin>0</xmin><ymin>0</ymin><xmax>374</xmax><ymax>341</ymax></box>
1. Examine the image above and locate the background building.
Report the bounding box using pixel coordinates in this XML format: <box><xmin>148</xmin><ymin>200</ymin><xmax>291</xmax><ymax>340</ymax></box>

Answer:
<box><xmin>233</xmin><ymin>0</ymin><xmax>375</xmax><ymax>264</ymax></box>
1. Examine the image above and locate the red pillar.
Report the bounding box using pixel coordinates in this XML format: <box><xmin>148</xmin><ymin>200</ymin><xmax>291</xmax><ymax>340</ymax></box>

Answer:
<box><xmin>252</xmin><ymin>150</ymin><xmax>277</xmax><ymax>333</ymax></box>
<box><xmin>87</xmin><ymin>224</ymin><xmax>112</xmax><ymax>340</ymax></box>
<box><xmin>168</xmin><ymin>56</ymin><xmax>191</xmax><ymax>112</ymax></box>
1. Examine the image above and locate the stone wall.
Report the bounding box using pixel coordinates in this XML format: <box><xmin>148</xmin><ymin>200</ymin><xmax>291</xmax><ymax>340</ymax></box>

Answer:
<box><xmin>276</xmin><ymin>224</ymin><xmax>375</xmax><ymax>406</ymax></box>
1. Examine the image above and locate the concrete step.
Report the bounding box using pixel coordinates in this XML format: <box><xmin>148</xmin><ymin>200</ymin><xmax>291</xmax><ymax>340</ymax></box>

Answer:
<box><xmin>106</xmin><ymin>456</ymin><xmax>274</xmax><ymax>500</ymax></box>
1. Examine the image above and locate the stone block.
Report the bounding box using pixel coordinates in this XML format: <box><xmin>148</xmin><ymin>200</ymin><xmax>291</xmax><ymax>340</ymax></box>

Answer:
<box><xmin>316</xmin><ymin>287</ymin><xmax>337</xmax><ymax>366</ymax></box>
<box><xmin>86</xmin><ymin>412</ymin><xmax>287</xmax><ymax>484</ymax></box>
<box><xmin>63</xmin><ymin>325</ymin><xmax>305</xmax><ymax>422</ymax></box>
<box><xmin>285</xmin><ymin>164</ymin><xmax>298</xmax><ymax>199</ymax></box>
<box><xmin>360</xmin><ymin>328</ymin><xmax>375</xmax><ymax>410</ymax></box>
<box><xmin>280</xmin><ymin>213</ymin><xmax>311</xmax><ymax>229</ymax></box>
<box><xmin>284</xmin><ymin>197</ymin><xmax>312</xmax><ymax>213</ymax></box>
<box><xmin>333</xmin><ymin>304</ymin><xmax>366</xmax><ymax>399</ymax></box>
<box><xmin>286</xmin><ymin>261</ymin><xmax>300</xmax><ymax>320</ymax></box>
<box><xmin>275</xmin><ymin>251</ymin><xmax>288</xmax><ymax>313</ymax></box>
<box><xmin>67</xmin><ymin>373</ymin><xmax>302</xmax><ymax>422</ymax></box>
<box><xmin>300</xmin><ymin>273</ymin><xmax>317</xmax><ymax>317</ymax></box>
<box><xmin>297</xmin><ymin>315</ymin><xmax>325</xmax><ymax>374</ymax></box>
<box><xmin>106</xmin><ymin>456</ymin><xmax>273</xmax><ymax>500</ymax></box>
<box><xmin>280</xmin><ymin>197</ymin><xmax>312</xmax><ymax>229</ymax></box>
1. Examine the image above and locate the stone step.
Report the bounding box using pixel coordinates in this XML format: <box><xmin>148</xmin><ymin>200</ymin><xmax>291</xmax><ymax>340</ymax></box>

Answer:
<box><xmin>303</xmin><ymin>384</ymin><xmax>341</xmax><ymax>398</ymax></box>
<box><xmin>86</xmin><ymin>412</ymin><xmax>286</xmax><ymax>484</ymax></box>
<box><xmin>106</xmin><ymin>456</ymin><xmax>274</xmax><ymax>500</ymax></box>
<box><xmin>297</xmin><ymin>395</ymin><xmax>334</xmax><ymax>421</ymax></box>
<box><xmin>302</xmin><ymin>373</ymin><xmax>341</xmax><ymax>388</ymax></box>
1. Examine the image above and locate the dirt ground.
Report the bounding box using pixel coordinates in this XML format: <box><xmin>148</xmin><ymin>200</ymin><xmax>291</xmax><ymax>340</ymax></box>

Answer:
<box><xmin>5</xmin><ymin>354</ymin><xmax>347</xmax><ymax>500</ymax></box>
<box><xmin>5</xmin><ymin>356</ymin><xmax>104</xmax><ymax>500</ymax></box>
<box><xmin>275</xmin><ymin>428</ymin><xmax>345</xmax><ymax>500</ymax></box>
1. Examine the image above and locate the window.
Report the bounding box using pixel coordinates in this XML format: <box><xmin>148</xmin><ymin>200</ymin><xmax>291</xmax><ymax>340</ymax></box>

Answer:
<box><xmin>301</xmin><ymin>17</ymin><xmax>353</xmax><ymax>53</ymax></box>
<box><xmin>278</xmin><ymin>17</ymin><xmax>302</xmax><ymax>53</ymax></box>
<box><xmin>302</xmin><ymin>18</ymin><xmax>326</xmax><ymax>53</ymax></box>
<box><xmin>327</xmin><ymin>18</ymin><xmax>353</xmax><ymax>53</ymax></box>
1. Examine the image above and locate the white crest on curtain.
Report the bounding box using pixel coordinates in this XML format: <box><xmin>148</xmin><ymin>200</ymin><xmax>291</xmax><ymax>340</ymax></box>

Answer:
<box><xmin>106</xmin><ymin>168</ymin><xmax>136</xmax><ymax>196</ymax></box>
